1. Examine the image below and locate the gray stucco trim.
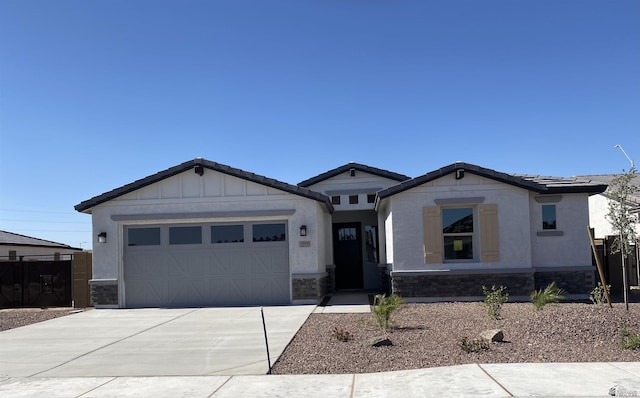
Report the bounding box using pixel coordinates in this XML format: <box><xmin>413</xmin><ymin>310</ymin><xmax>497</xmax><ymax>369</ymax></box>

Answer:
<box><xmin>390</xmin><ymin>265</ymin><xmax>594</xmax><ymax>277</ymax></box>
<box><xmin>111</xmin><ymin>209</ymin><xmax>296</xmax><ymax>222</ymax></box>
<box><xmin>291</xmin><ymin>272</ymin><xmax>328</xmax><ymax>279</ymax></box>
<box><xmin>534</xmin><ymin>195</ymin><xmax>563</xmax><ymax>203</ymax></box>
<box><xmin>88</xmin><ymin>278</ymin><xmax>118</xmax><ymax>285</ymax></box>
<box><xmin>536</xmin><ymin>231</ymin><xmax>564</xmax><ymax>237</ymax></box>
<box><xmin>434</xmin><ymin>197</ymin><xmax>485</xmax><ymax>205</ymax></box>
<box><xmin>390</xmin><ymin>268</ymin><xmax>535</xmax><ymax>277</ymax></box>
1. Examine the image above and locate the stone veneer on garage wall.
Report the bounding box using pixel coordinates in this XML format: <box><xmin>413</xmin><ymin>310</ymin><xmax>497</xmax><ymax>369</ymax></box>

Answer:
<box><xmin>89</xmin><ymin>280</ymin><xmax>118</xmax><ymax>307</ymax></box>
<box><xmin>292</xmin><ymin>274</ymin><xmax>328</xmax><ymax>302</ymax></box>
<box><xmin>391</xmin><ymin>267</ymin><xmax>596</xmax><ymax>299</ymax></box>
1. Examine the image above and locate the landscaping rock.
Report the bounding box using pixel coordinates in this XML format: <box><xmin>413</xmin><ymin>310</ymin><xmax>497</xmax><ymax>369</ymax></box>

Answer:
<box><xmin>480</xmin><ymin>329</ymin><xmax>504</xmax><ymax>342</ymax></box>
<box><xmin>369</xmin><ymin>336</ymin><xmax>393</xmax><ymax>347</ymax></box>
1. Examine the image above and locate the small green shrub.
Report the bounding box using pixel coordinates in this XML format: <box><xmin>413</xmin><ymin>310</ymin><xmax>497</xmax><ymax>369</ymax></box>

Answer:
<box><xmin>482</xmin><ymin>285</ymin><xmax>509</xmax><ymax>320</ymax></box>
<box><xmin>372</xmin><ymin>293</ymin><xmax>404</xmax><ymax>332</ymax></box>
<box><xmin>590</xmin><ymin>282</ymin><xmax>610</xmax><ymax>305</ymax></box>
<box><xmin>332</xmin><ymin>327</ymin><xmax>351</xmax><ymax>342</ymax></box>
<box><xmin>531</xmin><ymin>281</ymin><xmax>567</xmax><ymax>310</ymax></box>
<box><xmin>459</xmin><ymin>336</ymin><xmax>489</xmax><ymax>353</ymax></box>
<box><xmin>620</xmin><ymin>327</ymin><xmax>640</xmax><ymax>350</ymax></box>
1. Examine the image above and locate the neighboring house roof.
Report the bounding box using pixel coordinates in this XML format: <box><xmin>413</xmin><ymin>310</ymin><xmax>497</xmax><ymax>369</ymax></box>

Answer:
<box><xmin>377</xmin><ymin>162</ymin><xmax>609</xmax><ymax>200</ymax></box>
<box><xmin>579</xmin><ymin>173</ymin><xmax>640</xmax><ymax>211</ymax></box>
<box><xmin>298</xmin><ymin>162</ymin><xmax>411</xmax><ymax>187</ymax></box>
<box><xmin>0</xmin><ymin>230</ymin><xmax>82</xmax><ymax>250</ymax></box>
<box><xmin>74</xmin><ymin>158</ymin><xmax>334</xmax><ymax>213</ymax></box>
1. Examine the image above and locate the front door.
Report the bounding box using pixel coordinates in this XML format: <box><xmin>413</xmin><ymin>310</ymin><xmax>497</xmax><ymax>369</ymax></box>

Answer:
<box><xmin>333</xmin><ymin>222</ymin><xmax>364</xmax><ymax>289</ymax></box>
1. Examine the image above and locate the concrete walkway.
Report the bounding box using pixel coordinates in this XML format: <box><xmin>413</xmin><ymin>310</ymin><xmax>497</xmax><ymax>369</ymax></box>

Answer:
<box><xmin>0</xmin><ymin>306</ymin><xmax>314</xmax><ymax>378</ymax></box>
<box><xmin>1</xmin><ymin>362</ymin><xmax>639</xmax><ymax>397</ymax></box>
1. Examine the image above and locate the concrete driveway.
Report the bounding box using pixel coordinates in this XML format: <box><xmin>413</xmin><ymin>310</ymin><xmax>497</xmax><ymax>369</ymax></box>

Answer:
<box><xmin>0</xmin><ymin>305</ymin><xmax>314</xmax><ymax>378</ymax></box>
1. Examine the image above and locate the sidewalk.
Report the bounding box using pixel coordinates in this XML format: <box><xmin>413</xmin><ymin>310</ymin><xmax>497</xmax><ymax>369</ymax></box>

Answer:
<box><xmin>1</xmin><ymin>362</ymin><xmax>639</xmax><ymax>397</ymax></box>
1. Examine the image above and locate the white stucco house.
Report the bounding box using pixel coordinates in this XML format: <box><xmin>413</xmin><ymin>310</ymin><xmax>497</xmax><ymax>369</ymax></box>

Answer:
<box><xmin>0</xmin><ymin>230</ymin><xmax>82</xmax><ymax>261</ymax></box>
<box><xmin>75</xmin><ymin>158</ymin><xmax>607</xmax><ymax>308</ymax></box>
<box><xmin>582</xmin><ymin>173</ymin><xmax>640</xmax><ymax>239</ymax></box>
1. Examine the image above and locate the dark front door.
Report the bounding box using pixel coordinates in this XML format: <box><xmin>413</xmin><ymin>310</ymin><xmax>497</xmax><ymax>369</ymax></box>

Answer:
<box><xmin>333</xmin><ymin>222</ymin><xmax>364</xmax><ymax>289</ymax></box>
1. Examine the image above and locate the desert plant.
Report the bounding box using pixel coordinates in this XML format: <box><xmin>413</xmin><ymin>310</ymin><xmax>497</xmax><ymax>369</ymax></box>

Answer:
<box><xmin>332</xmin><ymin>327</ymin><xmax>351</xmax><ymax>342</ymax></box>
<box><xmin>372</xmin><ymin>293</ymin><xmax>404</xmax><ymax>332</ymax></box>
<box><xmin>459</xmin><ymin>336</ymin><xmax>489</xmax><ymax>353</ymax></box>
<box><xmin>482</xmin><ymin>285</ymin><xmax>509</xmax><ymax>320</ymax></box>
<box><xmin>590</xmin><ymin>282</ymin><xmax>611</xmax><ymax>305</ymax></box>
<box><xmin>620</xmin><ymin>327</ymin><xmax>640</xmax><ymax>350</ymax></box>
<box><xmin>531</xmin><ymin>281</ymin><xmax>567</xmax><ymax>310</ymax></box>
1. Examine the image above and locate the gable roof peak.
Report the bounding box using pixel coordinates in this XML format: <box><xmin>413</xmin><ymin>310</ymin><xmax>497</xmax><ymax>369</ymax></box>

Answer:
<box><xmin>377</xmin><ymin>162</ymin><xmax>608</xmax><ymax>199</ymax></box>
<box><xmin>298</xmin><ymin>162</ymin><xmax>411</xmax><ymax>187</ymax></box>
<box><xmin>75</xmin><ymin>158</ymin><xmax>333</xmax><ymax>213</ymax></box>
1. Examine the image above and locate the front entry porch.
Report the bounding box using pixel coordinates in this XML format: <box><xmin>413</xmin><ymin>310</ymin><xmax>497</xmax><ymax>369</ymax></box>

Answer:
<box><xmin>330</xmin><ymin>210</ymin><xmax>383</xmax><ymax>293</ymax></box>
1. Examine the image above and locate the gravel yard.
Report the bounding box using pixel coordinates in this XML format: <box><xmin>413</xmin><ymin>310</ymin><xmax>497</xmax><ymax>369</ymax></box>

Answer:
<box><xmin>271</xmin><ymin>302</ymin><xmax>640</xmax><ymax>374</ymax></box>
<box><xmin>0</xmin><ymin>308</ymin><xmax>80</xmax><ymax>332</ymax></box>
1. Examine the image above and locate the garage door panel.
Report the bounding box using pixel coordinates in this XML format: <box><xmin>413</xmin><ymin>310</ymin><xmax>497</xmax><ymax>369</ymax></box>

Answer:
<box><xmin>126</xmin><ymin>252</ymin><xmax>168</xmax><ymax>279</ymax></box>
<box><xmin>167</xmin><ymin>251</ymin><xmax>211</xmax><ymax>277</ymax></box>
<box><xmin>169</xmin><ymin>277</ymin><xmax>210</xmax><ymax>307</ymax></box>
<box><xmin>251</xmin><ymin>247</ymin><xmax>288</xmax><ymax>273</ymax></box>
<box><xmin>210</xmin><ymin>250</ymin><xmax>253</xmax><ymax>275</ymax></box>
<box><xmin>125</xmin><ymin>278</ymin><xmax>168</xmax><ymax>308</ymax></box>
<box><xmin>124</xmin><ymin>223</ymin><xmax>290</xmax><ymax>308</ymax></box>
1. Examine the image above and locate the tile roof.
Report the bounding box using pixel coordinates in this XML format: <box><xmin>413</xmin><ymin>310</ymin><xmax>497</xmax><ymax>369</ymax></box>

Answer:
<box><xmin>577</xmin><ymin>173</ymin><xmax>640</xmax><ymax>207</ymax></box>
<box><xmin>0</xmin><ymin>230</ymin><xmax>82</xmax><ymax>250</ymax></box>
<box><xmin>74</xmin><ymin>158</ymin><xmax>334</xmax><ymax>213</ymax></box>
<box><xmin>377</xmin><ymin>162</ymin><xmax>609</xmax><ymax>199</ymax></box>
<box><xmin>298</xmin><ymin>162</ymin><xmax>411</xmax><ymax>187</ymax></box>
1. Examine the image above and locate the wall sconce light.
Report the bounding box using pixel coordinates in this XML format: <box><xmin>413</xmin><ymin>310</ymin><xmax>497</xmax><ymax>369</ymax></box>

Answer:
<box><xmin>455</xmin><ymin>169</ymin><xmax>465</xmax><ymax>180</ymax></box>
<box><xmin>98</xmin><ymin>232</ymin><xmax>107</xmax><ymax>243</ymax></box>
<box><xmin>300</xmin><ymin>225</ymin><xmax>307</xmax><ymax>237</ymax></box>
<box><xmin>350</xmin><ymin>168</ymin><xmax>356</xmax><ymax>177</ymax></box>
<box><xmin>194</xmin><ymin>165</ymin><xmax>204</xmax><ymax>176</ymax></box>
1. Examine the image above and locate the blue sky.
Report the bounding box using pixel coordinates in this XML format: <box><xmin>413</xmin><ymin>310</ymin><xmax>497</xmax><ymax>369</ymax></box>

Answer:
<box><xmin>1</xmin><ymin>0</ymin><xmax>638</xmax><ymax>250</ymax></box>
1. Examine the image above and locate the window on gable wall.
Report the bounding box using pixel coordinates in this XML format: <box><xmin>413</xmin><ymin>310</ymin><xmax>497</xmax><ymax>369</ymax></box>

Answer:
<box><xmin>542</xmin><ymin>204</ymin><xmax>556</xmax><ymax>230</ymax></box>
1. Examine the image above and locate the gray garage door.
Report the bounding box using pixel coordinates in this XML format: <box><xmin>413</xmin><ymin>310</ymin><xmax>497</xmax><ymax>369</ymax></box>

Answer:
<box><xmin>123</xmin><ymin>222</ymin><xmax>290</xmax><ymax>308</ymax></box>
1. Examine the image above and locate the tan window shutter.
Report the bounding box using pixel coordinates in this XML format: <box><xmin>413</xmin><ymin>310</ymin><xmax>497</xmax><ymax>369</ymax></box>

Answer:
<box><xmin>423</xmin><ymin>206</ymin><xmax>443</xmax><ymax>264</ymax></box>
<box><xmin>480</xmin><ymin>204</ymin><xmax>499</xmax><ymax>262</ymax></box>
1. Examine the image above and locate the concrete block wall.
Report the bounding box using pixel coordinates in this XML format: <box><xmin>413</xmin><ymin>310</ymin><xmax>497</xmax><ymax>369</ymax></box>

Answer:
<box><xmin>391</xmin><ymin>268</ymin><xmax>596</xmax><ymax>299</ymax></box>
<box><xmin>392</xmin><ymin>272</ymin><xmax>535</xmax><ymax>297</ymax></box>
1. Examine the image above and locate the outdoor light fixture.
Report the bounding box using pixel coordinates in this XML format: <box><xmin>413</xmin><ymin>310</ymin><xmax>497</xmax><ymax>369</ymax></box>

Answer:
<box><xmin>98</xmin><ymin>232</ymin><xmax>107</xmax><ymax>243</ymax></box>
<box><xmin>455</xmin><ymin>169</ymin><xmax>465</xmax><ymax>180</ymax></box>
<box><xmin>300</xmin><ymin>225</ymin><xmax>307</xmax><ymax>237</ymax></box>
<box><xmin>194</xmin><ymin>165</ymin><xmax>204</xmax><ymax>176</ymax></box>
<box><xmin>350</xmin><ymin>168</ymin><xmax>356</xmax><ymax>177</ymax></box>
